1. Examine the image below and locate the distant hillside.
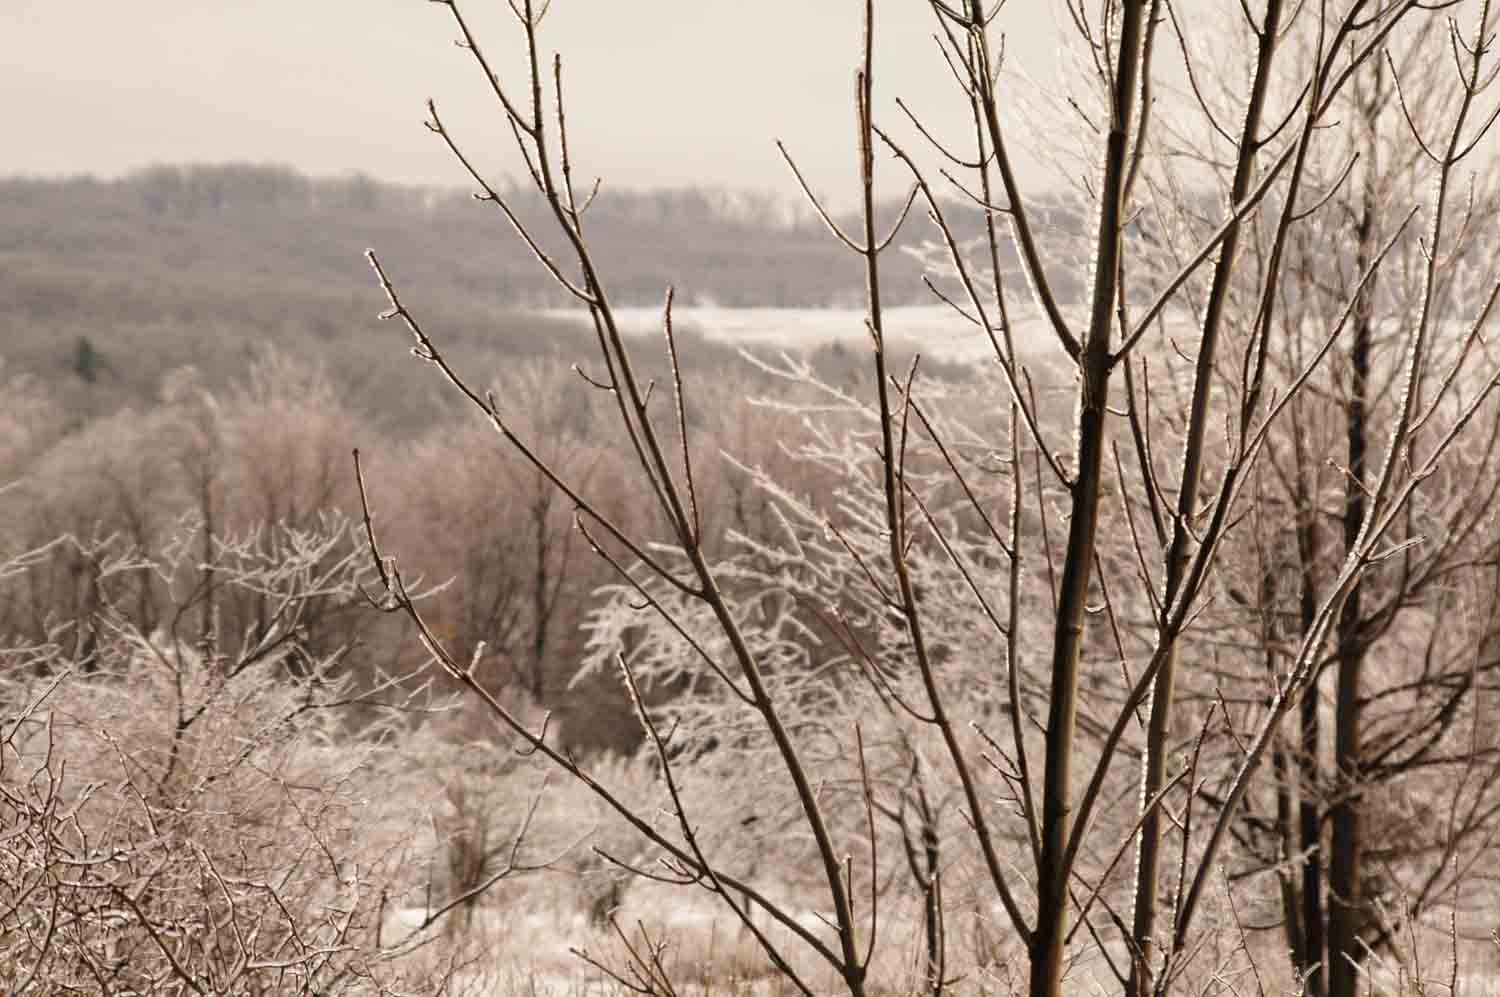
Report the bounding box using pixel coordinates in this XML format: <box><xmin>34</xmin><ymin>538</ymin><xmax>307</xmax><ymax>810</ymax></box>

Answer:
<box><xmin>0</xmin><ymin>164</ymin><xmax>1086</xmax><ymax>418</ymax></box>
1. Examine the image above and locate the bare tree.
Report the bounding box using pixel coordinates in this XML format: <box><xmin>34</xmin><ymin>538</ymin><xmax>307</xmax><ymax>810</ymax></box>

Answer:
<box><xmin>359</xmin><ymin>2</ymin><xmax>1500</xmax><ymax>995</ymax></box>
<box><xmin>1169</xmin><ymin>18</ymin><xmax>1500</xmax><ymax>994</ymax></box>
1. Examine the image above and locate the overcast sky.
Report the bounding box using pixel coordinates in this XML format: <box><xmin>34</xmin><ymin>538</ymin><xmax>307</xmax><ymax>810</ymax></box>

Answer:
<box><xmin>6</xmin><ymin>2</ymin><xmax>1067</xmax><ymax>204</ymax></box>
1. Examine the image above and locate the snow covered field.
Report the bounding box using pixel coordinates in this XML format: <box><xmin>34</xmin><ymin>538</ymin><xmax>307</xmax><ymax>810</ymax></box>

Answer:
<box><xmin>388</xmin><ymin>883</ymin><xmax>972</xmax><ymax>997</ymax></box>
<box><xmin>539</xmin><ymin>305</ymin><xmax>1064</xmax><ymax>364</ymax></box>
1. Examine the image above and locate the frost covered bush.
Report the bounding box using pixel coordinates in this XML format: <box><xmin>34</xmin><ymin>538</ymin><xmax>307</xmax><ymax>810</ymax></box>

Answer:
<box><xmin>0</xmin><ymin>527</ymin><xmax>465</xmax><ymax>996</ymax></box>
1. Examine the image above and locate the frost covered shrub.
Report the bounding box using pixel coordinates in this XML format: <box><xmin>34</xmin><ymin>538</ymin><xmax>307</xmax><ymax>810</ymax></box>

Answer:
<box><xmin>0</xmin><ymin>529</ymin><xmax>461</xmax><ymax>996</ymax></box>
<box><xmin>0</xmin><ymin>655</ymin><xmax>445</xmax><ymax>994</ymax></box>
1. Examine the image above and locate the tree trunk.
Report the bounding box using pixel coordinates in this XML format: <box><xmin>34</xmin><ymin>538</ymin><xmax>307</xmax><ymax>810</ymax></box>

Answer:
<box><xmin>1030</xmin><ymin>6</ymin><xmax>1146</xmax><ymax>996</ymax></box>
<box><xmin>530</xmin><ymin>484</ymin><xmax>550</xmax><ymax>703</ymax></box>
<box><xmin>1328</xmin><ymin>168</ymin><xmax>1377</xmax><ymax>997</ymax></box>
<box><xmin>1128</xmin><ymin>4</ymin><xmax>1284</xmax><ymax>990</ymax></box>
<box><xmin>1295</xmin><ymin>459</ymin><xmax>1327</xmax><ymax>996</ymax></box>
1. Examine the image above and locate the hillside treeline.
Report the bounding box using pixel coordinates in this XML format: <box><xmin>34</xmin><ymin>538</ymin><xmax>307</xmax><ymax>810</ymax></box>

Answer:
<box><xmin>0</xmin><ymin>163</ymin><xmax>1033</xmax><ymax>341</ymax></box>
<box><xmin>0</xmin><ymin>163</ymin><xmax>1039</xmax><ymax>420</ymax></box>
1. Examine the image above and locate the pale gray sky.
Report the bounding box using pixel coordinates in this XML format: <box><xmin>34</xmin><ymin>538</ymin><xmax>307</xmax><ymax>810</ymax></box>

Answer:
<box><xmin>6</xmin><ymin>2</ymin><xmax>1066</xmax><ymax>203</ymax></box>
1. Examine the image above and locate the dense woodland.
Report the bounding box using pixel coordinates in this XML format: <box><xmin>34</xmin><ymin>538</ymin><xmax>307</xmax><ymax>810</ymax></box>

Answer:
<box><xmin>0</xmin><ymin>164</ymin><xmax>993</xmax><ymax>748</ymax></box>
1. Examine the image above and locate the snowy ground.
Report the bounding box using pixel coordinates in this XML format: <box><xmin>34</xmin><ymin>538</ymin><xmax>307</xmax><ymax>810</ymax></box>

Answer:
<box><xmin>385</xmin><ymin>878</ymin><xmax>971</xmax><ymax>996</ymax></box>
<box><xmin>538</xmin><ymin>305</ymin><xmax>1065</xmax><ymax>364</ymax></box>
<box><xmin>384</xmin><ymin>873</ymin><xmax>1500</xmax><ymax>996</ymax></box>
<box><xmin>388</xmin><ymin>889</ymin><xmax>863</xmax><ymax>996</ymax></box>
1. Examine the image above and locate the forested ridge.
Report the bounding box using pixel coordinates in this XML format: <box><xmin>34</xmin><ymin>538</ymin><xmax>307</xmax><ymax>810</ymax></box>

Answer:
<box><xmin>0</xmin><ymin>163</ymin><xmax>1041</xmax><ymax>417</ymax></box>
<box><xmin>0</xmin><ymin>162</ymin><xmax>994</xmax><ymax>755</ymax></box>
